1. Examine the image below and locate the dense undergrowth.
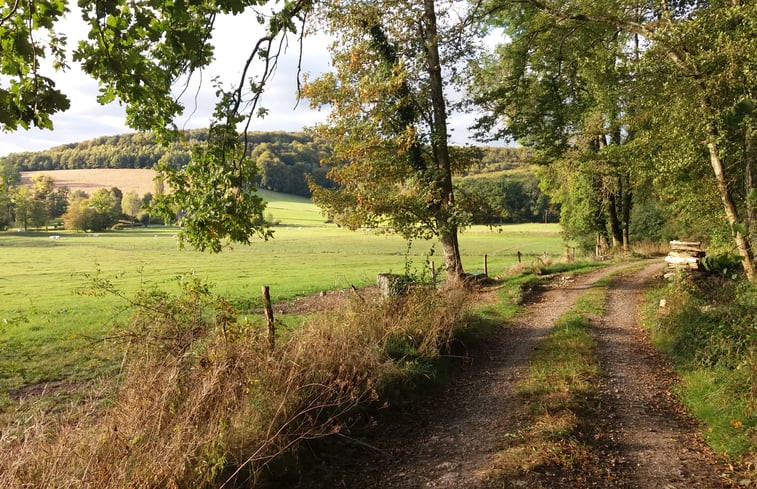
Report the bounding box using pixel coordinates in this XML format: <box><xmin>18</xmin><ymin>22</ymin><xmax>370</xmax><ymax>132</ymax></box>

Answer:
<box><xmin>0</xmin><ymin>277</ymin><xmax>470</xmax><ymax>488</ymax></box>
<box><xmin>643</xmin><ymin>274</ymin><xmax>756</xmax><ymax>476</ymax></box>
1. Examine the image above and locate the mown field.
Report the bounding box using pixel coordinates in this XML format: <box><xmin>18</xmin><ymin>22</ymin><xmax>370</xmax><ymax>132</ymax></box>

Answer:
<box><xmin>21</xmin><ymin>168</ymin><xmax>159</xmax><ymax>196</ymax></box>
<box><xmin>0</xmin><ymin>188</ymin><xmax>564</xmax><ymax>401</ymax></box>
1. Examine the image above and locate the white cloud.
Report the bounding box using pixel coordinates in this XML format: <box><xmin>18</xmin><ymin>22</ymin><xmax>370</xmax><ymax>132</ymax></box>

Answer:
<box><xmin>0</xmin><ymin>6</ymin><xmax>491</xmax><ymax>157</ymax></box>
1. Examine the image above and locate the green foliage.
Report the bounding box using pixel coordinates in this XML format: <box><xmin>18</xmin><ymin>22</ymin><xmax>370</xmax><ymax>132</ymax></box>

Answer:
<box><xmin>474</xmin><ymin>0</ymin><xmax>757</xmax><ymax>273</ymax></box>
<box><xmin>0</xmin><ymin>0</ymin><xmax>70</xmax><ymax>131</ymax></box>
<box><xmin>701</xmin><ymin>253</ymin><xmax>745</xmax><ymax>280</ymax></box>
<box><xmin>151</xmin><ymin>101</ymin><xmax>273</xmax><ymax>252</ymax></box>
<box><xmin>303</xmin><ymin>0</ymin><xmax>481</xmax><ymax>276</ymax></box>
<box><xmin>629</xmin><ymin>199</ymin><xmax>669</xmax><ymax>244</ymax></box>
<box><xmin>62</xmin><ymin>188</ymin><xmax>120</xmax><ymax>232</ymax></box>
<box><xmin>120</xmin><ymin>191</ymin><xmax>142</xmax><ymax>218</ymax></box>
<box><xmin>456</xmin><ymin>171</ymin><xmax>556</xmax><ymax>224</ymax></box>
<box><xmin>644</xmin><ymin>278</ymin><xmax>756</xmax><ymax>459</ymax></box>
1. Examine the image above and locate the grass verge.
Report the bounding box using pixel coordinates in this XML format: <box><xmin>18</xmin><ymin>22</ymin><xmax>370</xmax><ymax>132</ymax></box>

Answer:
<box><xmin>642</xmin><ymin>276</ymin><xmax>756</xmax><ymax>479</ymax></box>
<box><xmin>0</xmin><ymin>258</ymin><xmax>610</xmax><ymax>488</ymax></box>
<box><xmin>0</xmin><ymin>277</ymin><xmax>471</xmax><ymax>488</ymax></box>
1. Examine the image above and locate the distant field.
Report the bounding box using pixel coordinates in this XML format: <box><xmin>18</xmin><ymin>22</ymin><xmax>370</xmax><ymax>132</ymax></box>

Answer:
<box><xmin>21</xmin><ymin>169</ymin><xmax>158</xmax><ymax>195</ymax></box>
<box><xmin>0</xmin><ymin>182</ymin><xmax>566</xmax><ymax>399</ymax></box>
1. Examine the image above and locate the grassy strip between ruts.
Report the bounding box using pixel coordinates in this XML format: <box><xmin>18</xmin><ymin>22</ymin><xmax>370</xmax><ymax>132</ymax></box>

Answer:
<box><xmin>642</xmin><ymin>276</ymin><xmax>756</xmax><ymax>481</ymax></box>
<box><xmin>485</xmin><ymin>275</ymin><xmax>612</xmax><ymax>485</ymax></box>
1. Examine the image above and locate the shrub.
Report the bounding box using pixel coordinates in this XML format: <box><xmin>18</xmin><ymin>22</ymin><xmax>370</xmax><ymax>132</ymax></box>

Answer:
<box><xmin>645</xmin><ymin>277</ymin><xmax>756</xmax><ymax>464</ymax></box>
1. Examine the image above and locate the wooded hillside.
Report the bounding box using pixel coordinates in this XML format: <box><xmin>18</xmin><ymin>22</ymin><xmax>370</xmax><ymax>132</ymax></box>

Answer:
<box><xmin>1</xmin><ymin>130</ymin><xmax>532</xmax><ymax>200</ymax></box>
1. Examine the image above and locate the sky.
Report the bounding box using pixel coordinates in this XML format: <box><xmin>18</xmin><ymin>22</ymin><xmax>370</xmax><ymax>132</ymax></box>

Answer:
<box><xmin>0</xmin><ymin>8</ymin><xmax>490</xmax><ymax>157</ymax></box>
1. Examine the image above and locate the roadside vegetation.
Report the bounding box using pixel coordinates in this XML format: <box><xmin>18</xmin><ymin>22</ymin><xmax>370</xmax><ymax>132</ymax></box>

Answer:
<box><xmin>0</xmin><ymin>276</ymin><xmax>469</xmax><ymax>487</ymax></box>
<box><xmin>0</xmin><ymin>232</ymin><xmax>605</xmax><ymax>488</ymax></box>
<box><xmin>643</xmin><ymin>275</ymin><xmax>756</xmax><ymax>477</ymax></box>
<box><xmin>0</xmin><ymin>218</ymin><xmax>564</xmax><ymax>399</ymax></box>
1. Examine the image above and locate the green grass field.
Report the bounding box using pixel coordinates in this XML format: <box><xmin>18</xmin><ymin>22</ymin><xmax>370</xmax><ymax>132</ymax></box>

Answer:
<box><xmin>0</xmin><ymin>190</ymin><xmax>565</xmax><ymax>396</ymax></box>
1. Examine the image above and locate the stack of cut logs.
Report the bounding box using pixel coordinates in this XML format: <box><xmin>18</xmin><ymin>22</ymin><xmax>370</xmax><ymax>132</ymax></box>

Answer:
<box><xmin>664</xmin><ymin>240</ymin><xmax>705</xmax><ymax>272</ymax></box>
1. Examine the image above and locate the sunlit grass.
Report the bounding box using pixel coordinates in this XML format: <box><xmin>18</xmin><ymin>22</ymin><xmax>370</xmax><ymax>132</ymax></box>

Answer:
<box><xmin>0</xmin><ymin>192</ymin><xmax>565</xmax><ymax>395</ymax></box>
<box><xmin>642</xmin><ymin>279</ymin><xmax>756</xmax><ymax>464</ymax></box>
<box><xmin>488</xmin><ymin>275</ymin><xmax>610</xmax><ymax>482</ymax></box>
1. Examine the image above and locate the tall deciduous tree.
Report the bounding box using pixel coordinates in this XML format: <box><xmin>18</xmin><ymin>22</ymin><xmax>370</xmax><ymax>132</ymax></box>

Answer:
<box><xmin>303</xmin><ymin>0</ymin><xmax>477</xmax><ymax>279</ymax></box>
<box><xmin>31</xmin><ymin>174</ymin><xmax>68</xmax><ymax>221</ymax></box>
<box><xmin>471</xmin><ymin>1</ymin><xmax>637</xmax><ymax>255</ymax></box>
<box><xmin>121</xmin><ymin>191</ymin><xmax>143</xmax><ymax>218</ymax></box>
<box><xmin>478</xmin><ymin>0</ymin><xmax>757</xmax><ymax>281</ymax></box>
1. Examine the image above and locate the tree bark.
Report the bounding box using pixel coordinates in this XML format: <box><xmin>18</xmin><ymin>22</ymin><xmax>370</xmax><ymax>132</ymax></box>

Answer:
<box><xmin>607</xmin><ymin>189</ymin><xmax>623</xmax><ymax>248</ymax></box>
<box><xmin>622</xmin><ymin>173</ymin><xmax>632</xmax><ymax>252</ymax></box>
<box><xmin>423</xmin><ymin>0</ymin><xmax>464</xmax><ymax>279</ymax></box>
<box><xmin>746</xmin><ymin>124</ymin><xmax>756</xmax><ymax>249</ymax></box>
<box><xmin>707</xmin><ymin>137</ymin><xmax>756</xmax><ymax>281</ymax></box>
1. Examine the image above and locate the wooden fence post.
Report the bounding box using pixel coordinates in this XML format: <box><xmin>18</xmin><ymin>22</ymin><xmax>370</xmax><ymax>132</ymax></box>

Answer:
<box><xmin>484</xmin><ymin>254</ymin><xmax>488</xmax><ymax>277</ymax></box>
<box><xmin>517</xmin><ymin>251</ymin><xmax>522</xmax><ymax>263</ymax></box>
<box><xmin>262</xmin><ymin>285</ymin><xmax>275</xmax><ymax>351</ymax></box>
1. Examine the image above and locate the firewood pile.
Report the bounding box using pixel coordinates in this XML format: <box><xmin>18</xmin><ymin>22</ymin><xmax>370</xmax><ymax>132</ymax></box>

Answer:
<box><xmin>664</xmin><ymin>240</ymin><xmax>705</xmax><ymax>272</ymax></box>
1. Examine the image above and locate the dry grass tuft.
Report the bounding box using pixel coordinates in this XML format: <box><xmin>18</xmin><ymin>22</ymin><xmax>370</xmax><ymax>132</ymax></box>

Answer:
<box><xmin>0</xmin><ymin>280</ymin><xmax>469</xmax><ymax>488</ymax></box>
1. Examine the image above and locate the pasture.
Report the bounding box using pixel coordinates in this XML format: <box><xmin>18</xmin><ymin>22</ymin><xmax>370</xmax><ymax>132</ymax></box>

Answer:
<box><xmin>0</xmin><ymin>188</ymin><xmax>564</xmax><ymax>400</ymax></box>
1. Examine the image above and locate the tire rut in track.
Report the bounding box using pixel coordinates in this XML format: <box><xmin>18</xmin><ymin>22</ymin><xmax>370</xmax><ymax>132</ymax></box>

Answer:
<box><xmin>590</xmin><ymin>262</ymin><xmax>731</xmax><ymax>488</ymax></box>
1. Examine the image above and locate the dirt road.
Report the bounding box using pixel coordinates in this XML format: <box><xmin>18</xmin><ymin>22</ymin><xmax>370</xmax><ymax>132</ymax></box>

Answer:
<box><xmin>280</xmin><ymin>261</ymin><xmax>731</xmax><ymax>488</ymax></box>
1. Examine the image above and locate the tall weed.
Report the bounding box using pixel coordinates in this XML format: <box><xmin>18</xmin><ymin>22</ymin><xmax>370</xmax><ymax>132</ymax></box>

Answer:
<box><xmin>0</xmin><ymin>279</ymin><xmax>469</xmax><ymax>488</ymax></box>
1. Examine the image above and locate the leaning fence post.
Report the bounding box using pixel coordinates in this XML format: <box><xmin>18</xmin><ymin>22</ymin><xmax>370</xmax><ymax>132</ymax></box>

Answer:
<box><xmin>262</xmin><ymin>285</ymin><xmax>275</xmax><ymax>351</ymax></box>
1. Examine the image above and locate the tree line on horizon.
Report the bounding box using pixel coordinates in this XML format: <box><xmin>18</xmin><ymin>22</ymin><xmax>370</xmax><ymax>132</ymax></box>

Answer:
<box><xmin>1</xmin><ymin>131</ymin><xmax>552</xmax><ymax>230</ymax></box>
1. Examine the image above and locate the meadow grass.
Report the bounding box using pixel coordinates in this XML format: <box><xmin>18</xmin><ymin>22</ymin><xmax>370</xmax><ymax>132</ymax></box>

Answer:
<box><xmin>0</xmin><ymin>191</ymin><xmax>565</xmax><ymax>395</ymax></box>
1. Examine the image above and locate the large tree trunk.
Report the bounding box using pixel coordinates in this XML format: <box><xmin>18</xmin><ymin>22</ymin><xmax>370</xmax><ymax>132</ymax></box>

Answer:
<box><xmin>707</xmin><ymin>137</ymin><xmax>756</xmax><ymax>281</ymax></box>
<box><xmin>746</xmin><ymin>124</ymin><xmax>756</xmax><ymax>250</ymax></box>
<box><xmin>607</xmin><ymin>189</ymin><xmax>623</xmax><ymax>248</ymax></box>
<box><xmin>622</xmin><ymin>176</ymin><xmax>632</xmax><ymax>252</ymax></box>
<box><xmin>423</xmin><ymin>0</ymin><xmax>464</xmax><ymax>280</ymax></box>
<box><xmin>439</xmin><ymin>223</ymin><xmax>464</xmax><ymax>278</ymax></box>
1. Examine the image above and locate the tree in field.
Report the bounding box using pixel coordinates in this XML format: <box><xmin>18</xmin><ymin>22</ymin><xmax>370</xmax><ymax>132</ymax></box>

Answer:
<box><xmin>0</xmin><ymin>161</ymin><xmax>20</xmax><ymax>229</ymax></box>
<box><xmin>11</xmin><ymin>185</ymin><xmax>40</xmax><ymax>229</ymax></box>
<box><xmin>30</xmin><ymin>174</ymin><xmax>69</xmax><ymax>221</ymax></box>
<box><xmin>63</xmin><ymin>188</ymin><xmax>120</xmax><ymax>231</ymax></box>
<box><xmin>303</xmin><ymin>0</ymin><xmax>479</xmax><ymax>278</ymax></box>
<box><xmin>121</xmin><ymin>191</ymin><xmax>143</xmax><ymax>218</ymax></box>
<box><xmin>476</xmin><ymin>0</ymin><xmax>757</xmax><ymax>281</ymax></box>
